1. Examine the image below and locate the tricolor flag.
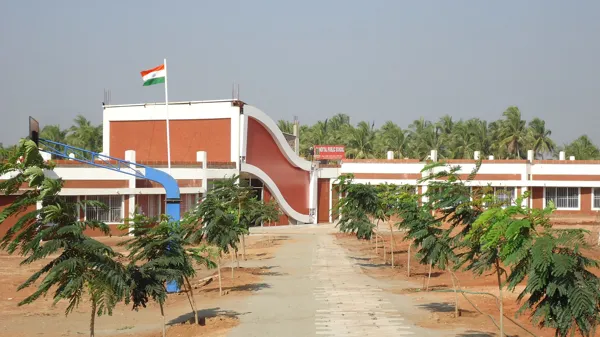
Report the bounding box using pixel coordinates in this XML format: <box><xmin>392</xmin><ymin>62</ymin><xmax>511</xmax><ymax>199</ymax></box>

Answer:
<box><xmin>140</xmin><ymin>64</ymin><xmax>166</xmax><ymax>86</ymax></box>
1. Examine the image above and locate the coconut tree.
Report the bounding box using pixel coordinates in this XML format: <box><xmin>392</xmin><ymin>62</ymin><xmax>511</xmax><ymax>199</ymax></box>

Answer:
<box><xmin>564</xmin><ymin>135</ymin><xmax>600</xmax><ymax>160</ymax></box>
<box><xmin>40</xmin><ymin>124</ymin><xmax>68</xmax><ymax>144</ymax></box>
<box><xmin>499</xmin><ymin>106</ymin><xmax>527</xmax><ymax>159</ymax></box>
<box><xmin>527</xmin><ymin>117</ymin><xmax>555</xmax><ymax>159</ymax></box>
<box><xmin>377</xmin><ymin>121</ymin><xmax>408</xmax><ymax>159</ymax></box>
<box><xmin>0</xmin><ymin>139</ymin><xmax>127</xmax><ymax>337</ymax></box>
<box><xmin>277</xmin><ymin>120</ymin><xmax>294</xmax><ymax>134</ymax></box>
<box><xmin>449</xmin><ymin>121</ymin><xmax>476</xmax><ymax>159</ymax></box>
<box><xmin>67</xmin><ymin>115</ymin><xmax>103</xmax><ymax>153</ymax></box>
<box><xmin>346</xmin><ymin>121</ymin><xmax>377</xmax><ymax>159</ymax></box>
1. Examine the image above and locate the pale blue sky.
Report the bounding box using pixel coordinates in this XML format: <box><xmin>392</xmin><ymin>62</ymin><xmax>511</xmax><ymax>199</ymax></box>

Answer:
<box><xmin>1</xmin><ymin>0</ymin><xmax>599</xmax><ymax>146</ymax></box>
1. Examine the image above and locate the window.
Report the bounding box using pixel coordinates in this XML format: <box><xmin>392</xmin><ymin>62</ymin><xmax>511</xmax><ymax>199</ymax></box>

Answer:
<box><xmin>180</xmin><ymin>194</ymin><xmax>198</xmax><ymax>217</ymax></box>
<box><xmin>136</xmin><ymin>194</ymin><xmax>161</xmax><ymax>218</ymax></box>
<box><xmin>545</xmin><ymin>187</ymin><xmax>579</xmax><ymax>209</ymax></box>
<box><xmin>494</xmin><ymin>187</ymin><xmax>516</xmax><ymax>207</ymax></box>
<box><xmin>85</xmin><ymin>195</ymin><xmax>123</xmax><ymax>223</ymax></box>
<box><xmin>593</xmin><ymin>188</ymin><xmax>600</xmax><ymax>209</ymax></box>
<box><xmin>60</xmin><ymin>196</ymin><xmax>80</xmax><ymax>217</ymax></box>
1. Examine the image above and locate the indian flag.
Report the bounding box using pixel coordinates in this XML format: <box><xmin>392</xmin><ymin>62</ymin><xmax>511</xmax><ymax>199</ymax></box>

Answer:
<box><xmin>140</xmin><ymin>63</ymin><xmax>166</xmax><ymax>86</ymax></box>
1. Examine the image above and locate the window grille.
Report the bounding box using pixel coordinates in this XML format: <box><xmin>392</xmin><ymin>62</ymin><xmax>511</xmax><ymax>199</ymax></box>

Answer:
<box><xmin>594</xmin><ymin>188</ymin><xmax>600</xmax><ymax>209</ymax></box>
<box><xmin>545</xmin><ymin>187</ymin><xmax>579</xmax><ymax>209</ymax></box>
<box><xmin>85</xmin><ymin>195</ymin><xmax>123</xmax><ymax>223</ymax></box>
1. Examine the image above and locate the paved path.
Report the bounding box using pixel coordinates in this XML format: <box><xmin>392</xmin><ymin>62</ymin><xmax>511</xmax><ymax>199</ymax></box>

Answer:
<box><xmin>311</xmin><ymin>234</ymin><xmax>415</xmax><ymax>336</ymax></box>
<box><xmin>226</xmin><ymin>225</ymin><xmax>442</xmax><ymax>337</ymax></box>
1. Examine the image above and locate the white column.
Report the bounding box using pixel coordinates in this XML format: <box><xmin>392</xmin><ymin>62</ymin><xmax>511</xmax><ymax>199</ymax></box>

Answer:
<box><xmin>197</xmin><ymin>151</ymin><xmax>208</xmax><ymax>196</ymax></box>
<box><xmin>40</xmin><ymin>152</ymin><xmax>52</xmax><ymax>162</ymax></box>
<box><xmin>124</xmin><ymin>150</ymin><xmax>137</xmax><ymax>235</ymax></box>
<box><xmin>387</xmin><ymin>151</ymin><xmax>394</xmax><ymax>160</ymax></box>
<box><xmin>308</xmin><ymin>164</ymin><xmax>319</xmax><ymax>224</ymax></box>
<box><xmin>527</xmin><ymin>150</ymin><xmax>534</xmax><ymax>161</ymax></box>
<box><xmin>430</xmin><ymin>149</ymin><xmax>438</xmax><ymax>162</ymax></box>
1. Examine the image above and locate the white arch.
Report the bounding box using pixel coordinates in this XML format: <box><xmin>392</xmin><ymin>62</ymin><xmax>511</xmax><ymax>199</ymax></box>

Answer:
<box><xmin>241</xmin><ymin>163</ymin><xmax>310</xmax><ymax>224</ymax></box>
<box><xmin>244</xmin><ymin>105</ymin><xmax>312</xmax><ymax>171</ymax></box>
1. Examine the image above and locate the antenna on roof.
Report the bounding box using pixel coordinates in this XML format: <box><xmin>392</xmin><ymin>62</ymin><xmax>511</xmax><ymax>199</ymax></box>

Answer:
<box><xmin>103</xmin><ymin>88</ymin><xmax>112</xmax><ymax>105</ymax></box>
<box><xmin>237</xmin><ymin>83</ymin><xmax>240</xmax><ymax>100</ymax></box>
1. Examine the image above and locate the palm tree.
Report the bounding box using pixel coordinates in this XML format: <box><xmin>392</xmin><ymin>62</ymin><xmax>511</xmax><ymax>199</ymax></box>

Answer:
<box><xmin>40</xmin><ymin>125</ymin><xmax>68</xmax><ymax>143</ymax></box>
<box><xmin>67</xmin><ymin>115</ymin><xmax>103</xmax><ymax>152</ymax></box>
<box><xmin>377</xmin><ymin>121</ymin><xmax>408</xmax><ymax>158</ymax></box>
<box><xmin>450</xmin><ymin>121</ymin><xmax>476</xmax><ymax>159</ymax></box>
<box><xmin>564</xmin><ymin>135</ymin><xmax>600</xmax><ymax>160</ymax></box>
<box><xmin>498</xmin><ymin>106</ymin><xmax>527</xmax><ymax>159</ymax></box>
<box><xmin>277</xmin><ymin>120</ymin><xmax>294</xmax><ymax>134</ymax></box>
<box><xmin>346</xmin><ymin>121</ymin><xmax>377</xmax><ymax>159</ymax></box>
<box><xmin>527</xmin><ymin>118</ymin><xmax>555</xmax><ymax>159</ymax></box>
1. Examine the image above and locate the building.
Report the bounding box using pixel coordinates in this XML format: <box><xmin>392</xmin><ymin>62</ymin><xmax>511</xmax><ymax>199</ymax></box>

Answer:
<box><xmin>1</xmin><ymin>99</ymin><xmax>599</xmax><ymax>237</ymax></box>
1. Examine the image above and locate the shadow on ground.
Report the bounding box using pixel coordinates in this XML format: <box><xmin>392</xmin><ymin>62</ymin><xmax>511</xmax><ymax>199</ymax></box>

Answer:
<box><xmin>417</xmin><ymin>302</ymin><xmax>474</xmax><ymax>315</ymax></box>
<box><xmin>204</xmin><ymin>282</ymin><xmax>272</xmax><ymax>293</ymax></box>
<box><xmin>169</xmin><ymin>307</ymin><xmax>248</xmax><ymax>326</ymax></box>
<box><xmin>456</xmin><ymin>331</ymin><xmax>495</xmax><ymax>337</ymax></box>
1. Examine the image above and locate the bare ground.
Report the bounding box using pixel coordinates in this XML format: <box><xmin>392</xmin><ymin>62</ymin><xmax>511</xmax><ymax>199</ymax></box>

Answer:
<box><xmin>0</xmin><ymin>234</ymin><xmax>289</xmax><ymax>337</ymax></box>
<box><xmin>334</xmin><ymin>231</ymin><xmax>600</xmax><ymax>337</ymax></box>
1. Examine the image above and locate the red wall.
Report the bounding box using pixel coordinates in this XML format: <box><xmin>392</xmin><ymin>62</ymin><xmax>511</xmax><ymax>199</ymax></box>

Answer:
<box><xmin>245</xmin><ymin>117</ymin><xmax>309</xmax><ymax>215</ymax></box>
<box><xmin>110</xmin><ymin>119</ymin><xmax>231</xmax><ymax>162</ymax></box>
<box><xmin>263</xmin><ymin>187</ymin><xmax>289</xmax><ymax>226</ymax></box>
<box><xmin>0</xmin><ymin>196</ymin><xmax>36</xmax><ymax>237</ymax></box>
<box><xmin>317</xmin><ymin>179</ymin><xmax>330</xmax><ymax>223</ymax></box>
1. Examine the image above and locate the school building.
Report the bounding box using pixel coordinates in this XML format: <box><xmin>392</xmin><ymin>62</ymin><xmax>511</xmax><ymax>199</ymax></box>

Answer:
<box><xmin>1</xmin><ymin>99</ymin><xmax>599</xmax><ymax>236</ymax></box>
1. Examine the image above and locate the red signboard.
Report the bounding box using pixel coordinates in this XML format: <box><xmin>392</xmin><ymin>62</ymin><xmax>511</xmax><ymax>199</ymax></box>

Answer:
<box><xmin>314</xmin><ymin>145</ymin><xmax>345</xmax><ymax>160</ymax></box>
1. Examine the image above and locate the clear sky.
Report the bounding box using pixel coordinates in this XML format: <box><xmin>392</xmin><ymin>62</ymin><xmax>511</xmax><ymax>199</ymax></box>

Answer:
<box><xmin>1</xmin><ymin>0</ymin><xmax>599</xmax><ymax>146</ymax></box>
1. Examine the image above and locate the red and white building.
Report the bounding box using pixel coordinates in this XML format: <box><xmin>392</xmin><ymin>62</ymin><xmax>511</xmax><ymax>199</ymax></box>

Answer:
<box><xmin>1</xmin><ymin>99</ymin><xmax>599</xmax><ymax>236</ymax></box>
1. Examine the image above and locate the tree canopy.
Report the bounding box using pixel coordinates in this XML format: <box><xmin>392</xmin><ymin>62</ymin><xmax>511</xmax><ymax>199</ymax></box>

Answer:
<box><xmin>278</xmin><ymin>106</ymin><xmax>600</xmax><ymax>160</ymax></box>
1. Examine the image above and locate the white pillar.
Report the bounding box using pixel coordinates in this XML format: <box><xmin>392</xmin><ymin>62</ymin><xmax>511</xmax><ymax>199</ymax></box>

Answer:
<box><xmin>559</xmin><ymin>151</ymin><xmax>565</xmax><ymax>160</ymax></box>
<box><xmin>488</xmin><ymin>155</ymin><xmax>494</xmax><ymax>160</ymax></box>
<box><xmin>474</xmin><ymin>151</ymin><xmax>480</xmax><ymax>160</ymax></box>
<box><xmin>527</xmin><ymin>150</ymin><xmax>534</xmax><ymax>161</ymax></box>
<box><xmin>308</xmin><ymin>164</ymin><xmax>319</xmax><ymax>224</ymax></box>
<box><xmin>124</xmin><ymin>150</ymin><xmax>136</xmax><ymax>235</ymax></box>
<box><xmin>430</xmin><ymin>149</ymin><xmax>438</xmax><ymax>162</ymax></box>
<box><xmin>68</xmin><ymin>153</ymin><xmax>75</xmax><ymax>160</ymax></box>
<box><xmin>40</xmin><ymin>152</ymin><xmax>52</xmax><ymax>162</ymax></box>
<box><xmin>569</xmin><ymin>156</ymin><xmax>575</xmax><ymax>161</ymax></box>
<box><xmin>387</xmin><ymin>151</ymin><xmax>394</xmax><ymax>160</ymax></box>
<box><xmin>197</xmin><ymin>151</ymin><xmax>208</xmax><ymax>196</ymax></box>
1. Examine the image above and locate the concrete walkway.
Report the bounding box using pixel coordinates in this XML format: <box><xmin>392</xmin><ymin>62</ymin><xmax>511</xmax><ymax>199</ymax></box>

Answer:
<box><xmin>226</xmin><ymin>225</ymin><xmax>442</xmax><ymax>337</ymax></box>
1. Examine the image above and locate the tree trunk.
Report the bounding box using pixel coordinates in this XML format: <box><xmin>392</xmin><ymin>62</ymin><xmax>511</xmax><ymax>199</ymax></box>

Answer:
<box><xmin>389</xmin><ymin>223</ymin><xmax>395</xmax><ymax>268</ymax></box>
<box><xmin>407</xmin><ymin>242</ymin><xmax>411</xmax><ymax>277</ymax></box>
<box><xmin>236</xmin><ymin>249</ymin><xmax>240</xmax><ymax>268</ymax></box>
<box><xmin>449</xmin><ymin>270</ymin><xmax>460</xmax><ymax>318</ymax></box>
<box><xmin>495</xmin><ymin>259</ymin><xmax>504</xmax><ymax>336</ymax></box>
<box><xmin>217</xmin><ymin>260</ymin><xmax>223</xmax><ymax>296</ymax></box>
<box><xmin>375</xmin><ymin>220</ymin><xmax>380</xmax><ymax>254</ymax></box>
<box><xmin>426</xmin><ymin>261</ymin><xmax>432</xmax><ymax>291</ymax></box>
<box><xmin>184</xmin><ymin>276</ymin><xmax>199</xmax><ymax>325</ymax></box>
<box><xmin>242</xmin><ymin>234</ymin><xmax>247</xmax><ymax>261</ymax></box>
<box><xmin>382</xmin><ymin>239</ymin><xmax>386</xmax><ymax>264</ymax></box>
<box><xmin>159</xmin><ymin>302</ymin><xmax>166</xmax><ymax>337</ymax></box>
<box><xmin>230</xmin><ymin>249</ymin><xmax>235</xmax><ymax>279</ymax></box>
<box><xmin>90</xmin><ymin>300</ymin><xmax>96</xmax><ymax>337</ymax></box>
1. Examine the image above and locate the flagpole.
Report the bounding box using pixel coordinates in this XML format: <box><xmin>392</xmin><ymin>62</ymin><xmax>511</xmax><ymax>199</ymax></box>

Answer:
<box><xmin>164</xmin><ymin>58</ymin><xmax>172</xmax><ymax>174</ymax></box>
